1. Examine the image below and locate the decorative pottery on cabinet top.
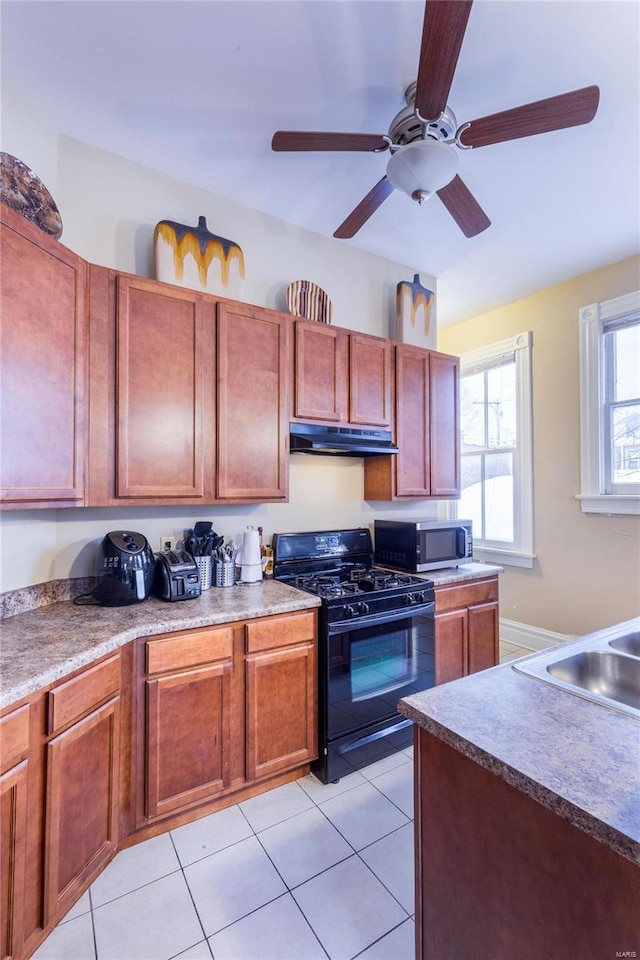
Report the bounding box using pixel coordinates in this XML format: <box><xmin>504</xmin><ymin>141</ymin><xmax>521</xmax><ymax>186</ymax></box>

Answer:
<box><xmin>395</xmin><ymin>273</ymin><xmax>435</xmax><ymax>349</ymax></box>
<box><xmin>154</xmin><ymin>215</ymin><xmax>245</xmax><ymax>298</ymax></box>
<box><xmin>0</xmin><ymin>152</ymin><xmax>63</xmax><ymax>239</ymax></box>
<box><xmin>285</xmin><ymin>280</ymin><xmax>333</xmax><ymax>324</ymax></box>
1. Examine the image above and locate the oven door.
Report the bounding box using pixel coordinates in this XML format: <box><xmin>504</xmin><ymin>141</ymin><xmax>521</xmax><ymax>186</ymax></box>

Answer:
<box><xmin>326</xmin><ymin>604</ymin><xmax>435</xmax><ymax>741</ymax></box>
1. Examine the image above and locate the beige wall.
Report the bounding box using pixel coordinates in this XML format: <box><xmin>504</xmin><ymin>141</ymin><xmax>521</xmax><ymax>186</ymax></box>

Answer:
<box><xmin>439</xmin><ymin>257</ymin><xmax>640</xmax><ymax>636</ymax></box>
<box><xmin>0</xmin><ymin>87</ymin><xmax>440</xmax><ymax>593</ymax></box>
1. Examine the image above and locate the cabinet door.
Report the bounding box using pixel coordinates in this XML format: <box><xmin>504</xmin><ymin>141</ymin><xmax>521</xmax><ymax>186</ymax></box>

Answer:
<box><xmin>435</xmin><ymin>610</ymin><xmax>467</xmax><ymax>685</ymax></box>
<box><xmin>467</xmin><ymin>601</ymin><xmax>500</xmax><ymax>674</ymax></box>
<box><xmin>429</xmin><ymin>352</ymin><xmax>460</xmax><ymax>497</ymax></box>
<box><xmin>294</xmin><ymin>321</ymin><xmax>347</xmax><ymax>422</ymax></box>
<box><xmin>217</xmin><ymin>302</ymin><xmax>289</xmax><ymax>500</ymax></box>
<box><xmin>145</xmin><ymin>662</ymin><xmax>232</xmax><ymax>819</ymax></box>
<box><xmin>246</xmin><ymin>643</ymin><xmax>317</xmax><ymax>781</ymax></box>
<box><xmin>395</xmin><ymin>344</ymin><xmax>431</xmax><ymax>497</ymax></box>
<box><xmin>1</xmin><ymin>204</ymin><xmax>86</xmax><ymax>507</ymax></box>
<box><xmin>115</xmin><ymin>275</ymin><xmax>212</xmax><ymax>500</ymax></box>
<box><xmin>0</xmin><ymin>761</ymin><xmax>28</xmax><ymax>960</ymax></box>
<box><xmin>44</xmin><ymin>698</ymin><xmax>120</xmax><ymax>924</ymax></box>
<box><xmin>349</xmin><ymin>333</ymin><xmax>392</xmax><ymax>427</ymax></box>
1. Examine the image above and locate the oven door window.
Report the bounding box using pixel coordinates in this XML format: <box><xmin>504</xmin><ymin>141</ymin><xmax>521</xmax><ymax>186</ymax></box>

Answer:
<box><xmin>327</xmin><ymin>613</ymin><xmax>434</xmax><ymax>739</ymax></box>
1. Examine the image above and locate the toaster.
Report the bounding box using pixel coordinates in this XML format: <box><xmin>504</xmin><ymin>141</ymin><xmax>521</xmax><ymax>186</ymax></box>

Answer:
<box><xmin>153</xmin><ymin>550</ymin><xmax>201</xmax><ymax>601</ymax></box>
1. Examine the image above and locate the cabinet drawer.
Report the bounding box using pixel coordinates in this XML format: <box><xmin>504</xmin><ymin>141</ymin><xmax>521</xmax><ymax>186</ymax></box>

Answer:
<box><xmin>146</xmin><ymin>627</ymin><xmax>233</xmax><ymax>675</ymax></box>
<box><xmin>0</xmin><ymin>703</ymin><xmax>30</xmax><ymax>771</ymax></box>
<box><xmin>47</xmin><ymin>655</ymin><xmax>120</xmax><ymax>735</ymax></box>
<box><xmin>246</xmin><ymin>611</ymin><xmax>316</xmax><ymax>653</ymax></box>
<box><xmin>435</xmin><ymin>577</ymin><xmax>499</xmax><ymax>613</ymax></box>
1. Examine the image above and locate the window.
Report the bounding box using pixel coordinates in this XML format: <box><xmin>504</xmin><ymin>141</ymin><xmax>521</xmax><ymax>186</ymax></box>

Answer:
<box><xmin>578</xmin><ymin>291</ymin><xmax>640</xmax><ymax>515</ymax></box>
<box><xmin>455</xmin><ymin>332</ymin><xmax>534</xmax><ymax>568</ymax></box>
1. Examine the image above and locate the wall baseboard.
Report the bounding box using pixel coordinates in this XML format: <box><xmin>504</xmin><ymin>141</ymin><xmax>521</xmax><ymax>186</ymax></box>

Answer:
<box><xmin>500</xmin><ymin>618</ymin><xmax>573</xmax><ymax>651</ymax></box>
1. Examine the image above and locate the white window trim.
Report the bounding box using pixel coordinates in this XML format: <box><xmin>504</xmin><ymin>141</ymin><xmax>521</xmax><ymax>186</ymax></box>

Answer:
<box><xmin>578</xmin><ymin>290</ymin><xmax>640</xmax><ymax>516</ymax></box>
<box><xmin>452</xmin><ymin>331</ymin><xmax>535</xmax><ymax>568</ymax></box>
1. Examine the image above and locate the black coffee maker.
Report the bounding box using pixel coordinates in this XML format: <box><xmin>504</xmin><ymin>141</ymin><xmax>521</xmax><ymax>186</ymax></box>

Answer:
<box><xmin>93</xmin><ymin>531</ymin><xmax>155</xmax><ymax>606</ymax></box>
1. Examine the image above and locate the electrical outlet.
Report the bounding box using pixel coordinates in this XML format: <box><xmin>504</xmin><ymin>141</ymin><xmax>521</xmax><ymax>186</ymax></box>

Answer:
<box><xmin>159</xmin><ymin>535</ymin><xmax>175</xmax><ymax>553</ymax></box>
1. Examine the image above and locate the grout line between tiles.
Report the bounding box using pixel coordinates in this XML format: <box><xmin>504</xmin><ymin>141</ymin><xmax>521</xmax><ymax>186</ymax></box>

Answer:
<box><xmin>89</xmin><ymin>865</ymin><xmax>184</xmax><ymax>911</ymax></box>
<box><xmin>167</xmin><ymin>831</ymin><xmax>215</xmax><ymax>960</ymax></box>
<box><xmin>87</xmin><ymin>886</ymin><xmax>98</xmax><ymax>960</ymax></box>
<box><xmin>349</xmin><ymin>916</ymin><xmax>414</xmax><ymax>960</ymax></box>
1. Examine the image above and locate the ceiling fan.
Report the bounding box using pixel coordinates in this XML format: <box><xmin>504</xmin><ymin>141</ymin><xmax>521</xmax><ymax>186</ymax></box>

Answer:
<box><xmin>271</xmin><ymin>0</ymin><xmax>599</xmax><ymax>240</ymax></box>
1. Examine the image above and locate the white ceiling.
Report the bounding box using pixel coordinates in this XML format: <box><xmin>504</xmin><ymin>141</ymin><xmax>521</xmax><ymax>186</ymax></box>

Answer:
<box><xmin>2</xmin><ymin>0</ymin><xmax>639</xmax><ymax>327</ymax></box>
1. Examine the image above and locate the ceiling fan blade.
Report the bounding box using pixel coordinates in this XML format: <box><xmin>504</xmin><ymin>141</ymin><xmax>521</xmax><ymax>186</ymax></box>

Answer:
<box><xmin>437</xmin><ymin>176</ymin><xmax>491</xmax><ymax>237</ymax></box>
<box><xmin>460</xmin><ymin>85</ymin><xmax>600</xmax><ymax>148</ymax></box>
<box><xmin>334</xmin><ymin>177</ymin><xmax>395</xmax><ymax>239</ymax></box>
<box><xmin>272</xmin><ymin>131</ymin><xmax>389</xmax><ymax>152</ymax></box>
<box><xmin>415</xmin><ymin>0</ymin><xmax>474</xmax><ymax>121</ymax></box>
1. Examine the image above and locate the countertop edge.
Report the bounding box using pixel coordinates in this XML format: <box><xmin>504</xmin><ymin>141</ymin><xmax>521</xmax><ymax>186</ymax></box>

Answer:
<box><xmin>399</xmin><ymin>697</ymin><xmax>640</xmax><ymax>866</ymax></box>
<box><xmin>1</xmin><ymin>586</ymin><xmax>322</xmax><ymax>710</ymax></box>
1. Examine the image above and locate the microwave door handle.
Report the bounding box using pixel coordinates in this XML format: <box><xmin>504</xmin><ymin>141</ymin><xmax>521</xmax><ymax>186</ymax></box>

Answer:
<box><xmin>455</xmin><ymin>527</ymin><xmax>469</xmax><ymax>559</ymax></box>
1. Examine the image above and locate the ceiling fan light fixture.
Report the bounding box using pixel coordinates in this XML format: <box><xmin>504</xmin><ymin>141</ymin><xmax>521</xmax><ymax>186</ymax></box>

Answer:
<box><xmin>386</xmin><ymin>139</ymin><xmax>459</xmax><ymax>203</ymax></box>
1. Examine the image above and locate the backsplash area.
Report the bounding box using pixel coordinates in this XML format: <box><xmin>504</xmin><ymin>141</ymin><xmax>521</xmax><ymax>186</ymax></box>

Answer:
<box><xmin>0</xmin><ymin>577</ymin><xmax>97</xmax><ymax>619</ymax></box>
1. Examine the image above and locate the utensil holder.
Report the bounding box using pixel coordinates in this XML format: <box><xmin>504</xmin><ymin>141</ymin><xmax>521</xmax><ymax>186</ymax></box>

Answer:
<box><xmin>214</xmin><ymin>560</ymin><xmax>235</xmax><ymax>587</ymax></box>
<box><xmin>195</xmin><ymin>556</ymin><xmax>212</xmax><ymax>590</ymax></box>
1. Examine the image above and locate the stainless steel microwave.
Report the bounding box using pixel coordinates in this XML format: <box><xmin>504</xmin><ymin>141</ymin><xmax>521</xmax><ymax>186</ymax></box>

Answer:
<box><xmin>374</xmin><ymin>519</ymin><xmax>473</xmax><ymax>572</ymax></box>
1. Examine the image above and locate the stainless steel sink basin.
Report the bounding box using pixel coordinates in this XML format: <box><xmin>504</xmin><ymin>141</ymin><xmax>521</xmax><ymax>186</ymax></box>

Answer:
<box><xmin>609</xmin><ymin>631</ymin><xmax>640</xmax><ymax>658</ymax></box>
<box><xmin>513</xmin><ymin>618</ymin><xmax>640</xmax><ymax>719</ymax></box>
<box><xmin>546</xmin><ymin>650</ymin><xmax>640</xmax><ymax>711</ymax></box>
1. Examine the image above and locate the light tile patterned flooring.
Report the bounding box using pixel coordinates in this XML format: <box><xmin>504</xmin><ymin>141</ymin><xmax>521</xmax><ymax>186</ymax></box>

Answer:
<box><xmin>33</xmin><ymin>642</ymin><xmax>530</xmax><ymax>960</ymax></box>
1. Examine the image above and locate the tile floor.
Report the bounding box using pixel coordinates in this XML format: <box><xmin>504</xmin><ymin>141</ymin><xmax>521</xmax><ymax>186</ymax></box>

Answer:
<box><xmin>32</xmin><ymin>642</ymin><xmax>529</xmax><ymax>960</ymax></box>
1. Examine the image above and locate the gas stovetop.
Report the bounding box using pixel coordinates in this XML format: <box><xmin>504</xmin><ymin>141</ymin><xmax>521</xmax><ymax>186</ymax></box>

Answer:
<box><xmin>291</xmin><ymin>566</ymin><xmax>425</xmax><ymax>601</ymax></box>
<box><xmin>272</xmin><ymin>528</ymin><xmax>434</xmax><ymax>624</ymax></box>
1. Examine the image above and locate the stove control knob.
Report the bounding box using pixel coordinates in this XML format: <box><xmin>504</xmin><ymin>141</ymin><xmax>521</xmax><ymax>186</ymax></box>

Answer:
<box><xmin>344</xmin><ymin>604</ymin><xmax>358</xmax><ymax>619</ymax></box>
<box><xmin>413</xmin><ymin>591</ymin><xmax>426</xmax><ymax>604</ymax></box>
<box><xmin>358</xmin><ymin>602</ymin><xmax>370</xmax><ymax>616</ymax></box>
<box><xmin>403</xmin><ymin>594</ymin><xmax>415</xmax><ymax>605</ymax></box>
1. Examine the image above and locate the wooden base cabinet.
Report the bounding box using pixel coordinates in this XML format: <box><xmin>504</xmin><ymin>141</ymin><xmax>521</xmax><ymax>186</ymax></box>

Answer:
<box><xmin>0</xmin><ymin>706</ymin><xmax>30</xmax><ymax>960</ymax></box>
<box><xmin>142</xmin><ymin>628</ymin><xmax>234</xmax><ymax>820</ymax></box>
<box><xmin>415</xmin><ymin>729</ymin><xmax>640</xmax><ymax>960</ymax></box>
<box><xmin>245</xmin><ymin>612</ymin><xmax>317</xmax><ymax>780</ymax></box>
<box><xmin>435</xmin><ymin>577</ymin><xmax>499</xmax><ymax>684</ymax></box>
<box><xmin>43</xmin><ymin>656</ymin><xmax>121</xmax><ymax>925</ymax></box>
<box><xmin>138</xmin><ymin>611</ymin><xmax>318</xmax><ymax>825</ymax></box>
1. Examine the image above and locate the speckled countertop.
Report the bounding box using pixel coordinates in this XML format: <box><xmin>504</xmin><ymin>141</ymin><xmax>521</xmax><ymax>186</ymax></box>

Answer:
<box><xmin>399</xmin><ymin>617</ymin><xmax>640</xmax><ymax>865</ymax></box>
<box><xmin>0</xmin><ymin>580</ymin><xmax>321</xmax><ymax>710</ymax></box>
<box><xmin>419</xmin><ymin>561</ymin><xmax>503</xmax><ymax>586</ymax></box>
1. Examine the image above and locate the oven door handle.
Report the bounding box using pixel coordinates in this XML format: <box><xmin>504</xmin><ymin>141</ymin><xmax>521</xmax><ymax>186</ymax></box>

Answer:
<box><xmin>337</xmin><ymin>717</ymin><xmax>413</xmax><ymax>755</ymax></box>
<box><xmin>327</xmin><ymin>601</ymin><xmax>434</xmax><ymax>636</ymax></box>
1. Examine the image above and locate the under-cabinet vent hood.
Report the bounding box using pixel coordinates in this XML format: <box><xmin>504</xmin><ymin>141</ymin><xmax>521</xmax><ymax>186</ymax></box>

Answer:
<box><xmin>289</xmin><ymin>422</ymin><xmax>399</xmax><ymax>457</ymax></box>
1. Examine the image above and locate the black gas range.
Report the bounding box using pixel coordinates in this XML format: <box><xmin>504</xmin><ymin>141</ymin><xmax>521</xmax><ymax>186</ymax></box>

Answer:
<box><xmin>272</xmin><ymin>528</ymin><xmax>436</xmax><ymax>783</ymax></box>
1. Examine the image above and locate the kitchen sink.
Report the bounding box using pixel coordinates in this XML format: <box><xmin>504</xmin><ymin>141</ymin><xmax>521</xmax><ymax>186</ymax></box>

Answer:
<box><xmin>609</xmin><ymin>631</ymin><xmax>640</xmax><ymax>658</ymax></box>
<box><xmin>513</xmin><ymin>618</ymin><xmax>640</xmax><ymax>719</ymax></box>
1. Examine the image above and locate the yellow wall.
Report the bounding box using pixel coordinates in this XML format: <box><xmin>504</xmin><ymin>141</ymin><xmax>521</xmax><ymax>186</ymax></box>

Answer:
<box><xmin>439</xmin><ymin>255</ymin><xmax>640</xmax><ymax>636</ymax></box>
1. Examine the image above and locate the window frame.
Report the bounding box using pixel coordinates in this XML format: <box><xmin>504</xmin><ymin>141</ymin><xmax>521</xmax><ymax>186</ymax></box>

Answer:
<box><xmin>578</xmin><ymin>290</ymin><xmax>640</xmax><ymax>516</ymax></box>
<box><xmin>453</xmin><ymin>331</ymin><xmax>535</xmax><ymax>569</ymax></box>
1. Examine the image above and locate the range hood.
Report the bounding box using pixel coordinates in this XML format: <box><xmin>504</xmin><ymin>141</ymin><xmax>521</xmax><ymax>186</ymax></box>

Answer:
<box><xmin>290</xmin><ymin>422</ymin><xmax>399</xmax><ymax>457</ymax></box>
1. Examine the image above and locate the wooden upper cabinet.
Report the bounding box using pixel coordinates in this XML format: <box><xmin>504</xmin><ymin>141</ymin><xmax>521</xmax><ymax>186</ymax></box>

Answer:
<box><xmin>293</xmin><ymin>322</ymin><xmax>347</xmax><ymax>422</ymax></box>
<box><xmin>293</xmin><ymin>320</ymin><xmax>392</xmax><ymax>428</ymax></box>
<box><xmin>88</xmin><ymin>269</ymin><xmax>217</xmax><ymax>505</ymax></box>
<box><xmin>349</xmin><ymin>332</ymin><xmax>392</xmax><ymax>427</ymax></box>
<box><xmin>217</xmin><ymin>302</ymin><xmax>290</xmax><ymax>500</ymax></box>
<box><xmin>0</xmin><ymin>203</ymin><xmax>87</xmax><ymax>508</ymax></box>
<box><xmin>395</xmin><ymin>343</ymin><xmax>432</xmax><ymax>497</ymax></box>
<box><xmin>364</xmin><ymin>343</ymin><xmax>460</xmax><ymax>500</ymax></box>
<box><xmin>429</xmin><ymin>351</ymin><xmax>460</xmax><ymax>497</ymax></box>
<box><xmin>114</xmin><ymin>275</ymin><xmax>215</xmax><ymax>501</ymax></box>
